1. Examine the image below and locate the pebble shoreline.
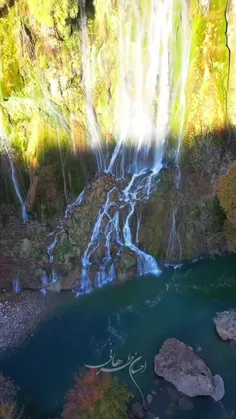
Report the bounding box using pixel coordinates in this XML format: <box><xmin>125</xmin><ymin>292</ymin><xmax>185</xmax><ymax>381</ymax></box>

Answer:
<box><xmin>0</xmin><ymin>291</ymin><xmax>59</xmax><ymax>354</ymax></box>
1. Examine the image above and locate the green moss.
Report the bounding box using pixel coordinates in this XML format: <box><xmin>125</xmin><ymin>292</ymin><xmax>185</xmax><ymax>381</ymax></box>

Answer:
<box><xmin>0</xmin><ymin>11</ymin><xmax>24</xmax><ymax>99</ymax></box>
<box><xmin>184</xmin><ymin>0</ymin><xmax>228</xmax><ymax>146</ymax></box>
<box><xmin>27</xmin><ymin>0</ymin><xmax>79</xmax><ymax>39</ymax></box>
<box><xmin>55</xmin><ymin>241</ymin><xmax>74</xmax><ymax>263</ymax></box>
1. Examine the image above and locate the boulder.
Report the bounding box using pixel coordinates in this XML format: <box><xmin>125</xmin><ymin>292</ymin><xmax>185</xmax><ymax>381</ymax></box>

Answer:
<box><xmin>213</xmin><ymin>309</ymin><xmax>236</xmax><ymax>342</ymax></box>
<box><xmin>211</xmin><ymin>374</ymin><xmax>225</xmax><ymax>402</ymax></box>
<box><xmin>154</xmin><ymin>338</ymin><xmax>224</xmax><ymax>400</ymax></box>
<box><xmin>20</xmin><ymin>238</ymin><xmax>32</xmax><ymax>258</ymax></box>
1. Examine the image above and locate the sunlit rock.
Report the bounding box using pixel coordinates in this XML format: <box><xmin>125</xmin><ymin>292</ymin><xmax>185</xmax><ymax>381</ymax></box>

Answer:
<box><xmin>214</xmin><ymin>309</ymin><xmax>236</xmax><ymax>342</ymax></box>
<box><xmin>154</xmin><ymin>338</ymin><xmax>225</xmax><ymax>400</ymax></box>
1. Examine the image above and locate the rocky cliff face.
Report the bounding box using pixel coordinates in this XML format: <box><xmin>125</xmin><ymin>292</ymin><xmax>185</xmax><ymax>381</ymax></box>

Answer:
<box><xmin>227</xmin><ymin>0</ymin><xmax>236</xmax><ymax>130</ymax></box>
<box><xmin>1</xmin><ymin>0</ymin><xmax>236</xmax><ymax>290</ymax></box>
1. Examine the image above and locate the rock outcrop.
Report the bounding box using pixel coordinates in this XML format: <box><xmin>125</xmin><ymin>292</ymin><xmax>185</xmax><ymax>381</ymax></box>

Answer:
<box><xmin>213</xmin><ymin>309</ymin><xmax>236</xmax><ymax>342</ymax></box>
<box><xmin>53</xmin><ymin>172</ymin><xmax>138</xmax><ymax>289</ymax></box>
<box><xmin>154</xmin><ymin>338</ymin><xmax>225</xmax><ymax>401</ymax></box>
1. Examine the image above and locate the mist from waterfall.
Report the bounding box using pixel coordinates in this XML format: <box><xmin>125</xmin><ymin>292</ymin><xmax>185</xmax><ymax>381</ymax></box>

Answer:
<box><xmin>48</xmin><ymin>0</ymin><xmax>192</xmax><ymax>295</ymax></box>
<box><xmin>109</xmin><ymin>0</ymin><xmax>173</xmax><ymax>176</ymax></box>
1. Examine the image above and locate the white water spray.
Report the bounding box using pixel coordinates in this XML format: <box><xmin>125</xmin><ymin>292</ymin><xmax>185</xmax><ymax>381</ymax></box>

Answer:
<box><xmin>80</xmin><ymin>0</ymin><xmax>106</xmax><ymax>172</ymax></box>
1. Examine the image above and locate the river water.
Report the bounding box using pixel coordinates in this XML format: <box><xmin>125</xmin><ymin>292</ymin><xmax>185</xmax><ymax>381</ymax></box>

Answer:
<box><xmin>1</xmin><ymin>256</ymin><xmax>236</xmax><ymax>418</ymax></box>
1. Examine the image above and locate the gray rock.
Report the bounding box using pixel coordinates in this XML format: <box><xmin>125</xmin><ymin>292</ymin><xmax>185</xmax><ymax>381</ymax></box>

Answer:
<box><xmin>211</xmin><ymin>374</ymin><xmax>225</xmax><ymax>402</ymax></box>
<box><xmin>213</xmin><ymin>309</ymin><xmax>236</xmax><ymax>342</ymax></box>
<box><xmin>132</xmin><ymin>402</ymin><xmax>145</xmax><ymax>419</ymax></box>
<box><xmin>154</xmin><ymin>338</ymin><xmax>224</xmax><ymax>401</ymax></box>
<box><xmin>20</xmin><ymin>238</ymin><xmax>32</xmax><ymax>258</ymax></box>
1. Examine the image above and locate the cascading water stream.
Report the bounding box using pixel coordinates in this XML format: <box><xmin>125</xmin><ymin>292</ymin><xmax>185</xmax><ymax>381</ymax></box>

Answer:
<box><xmin>56</xmin><ymin>128</ymin><xmax>68</xmax><ymax>204</ymax></box>
<box><xmin>0</xmin><ymin>114</ymin><xmax>28</xmax><ymax>224</ymax></box>
<box><xmin>48</xmin><ymin>0</ymin><xmax>191</xmax><ymax>295</ymax></box>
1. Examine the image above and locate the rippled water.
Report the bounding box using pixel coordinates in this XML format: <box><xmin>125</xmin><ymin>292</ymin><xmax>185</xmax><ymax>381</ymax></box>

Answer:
<box><xmin>1</xmin><ymin>256</ymin><xmax>236</xmax><ymax>418</ymax></box>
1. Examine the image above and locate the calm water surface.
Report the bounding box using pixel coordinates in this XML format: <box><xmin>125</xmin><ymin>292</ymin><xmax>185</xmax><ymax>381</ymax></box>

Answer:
<box><xmin>1</xmin><ymin>256</ymin><xmax>236</xmax><ymax>418</ymax></box>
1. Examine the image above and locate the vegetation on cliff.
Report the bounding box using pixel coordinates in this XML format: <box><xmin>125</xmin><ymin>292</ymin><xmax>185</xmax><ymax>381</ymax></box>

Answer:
<box><xmin>218</xmin><ymin>162</ymin><xmax>236</xmax><ymax>228</ymax></box>
<box><xmin>1</xmin><ymin>0</ymin><xmax>236</xmax><ymax>268</ymax></box>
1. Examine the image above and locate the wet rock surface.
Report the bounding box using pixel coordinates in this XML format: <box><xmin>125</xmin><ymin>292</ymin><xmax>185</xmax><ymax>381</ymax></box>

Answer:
<box><xmin>52</xmin><ymin>172</ymin><xmax>139</xmax><ymax>290</ymax></box>
<box><xmin>214</xmin><ymin>309</ymin><xmax>236</xmax><ymax>343</ymax></box>
<box><xmin>154</xmin><ymin>338</ymin><xmax>225</xmax><ymax>400</ymax></box>
<box><xmin>0</xmin><ymin>256</ymin><xmax>61</xmax><ymax>293</ymax></box>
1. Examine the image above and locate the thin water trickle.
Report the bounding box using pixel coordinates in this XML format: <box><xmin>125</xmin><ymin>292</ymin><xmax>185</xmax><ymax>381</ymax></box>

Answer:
<box><xmin>56</xmin><ymin>129</ymin><xmax>68</xmax><ymax>204</ymax></box>
<box><xmin>167</xmin><ymin>0</ymin><xmax>191</xmax><ymax>259</ymax></box>
<box><xmin>0</xmin><ymin>116</ymin><xmax>28</xmax><ymax>224</ymax></box>
<box><xmin>13</xmin><ymin>273</ymin><xmax>21</xmax><ymax>294</ymax></box>
<box><xmin>174</xmin><ymin>0</ymin><xmax>192</xmax><ymax>188</ymax></box>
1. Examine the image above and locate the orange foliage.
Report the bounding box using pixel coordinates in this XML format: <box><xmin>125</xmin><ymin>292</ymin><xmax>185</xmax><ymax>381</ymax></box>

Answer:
<box><xmin>61</xmin><ymin>369</ymin><xmax>111</xmax><ymax>419</ymax></box>
<box><xmin>217</xmin><ymin>162</ymin><xmax>236</xmax><ymax>228</ymax></box>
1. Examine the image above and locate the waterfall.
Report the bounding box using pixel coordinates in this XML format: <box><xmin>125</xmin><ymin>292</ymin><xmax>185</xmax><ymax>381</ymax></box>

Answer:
<box><xmin>174</xmin><ymin>0</ymin><xmax>192</xmax><ymax>188</ymax></box>
<box><xmin>48</xmin><ymin>0</ymin><xmax>191</xmax><ymax>294</ymax></box>
<box><xmin>80</xmin><ymin>0</ymin><xmax>106</xmax><ymax>172</ymax></box>
<box><xmin>167</xmin><ymin>0</ymin><xmax>191</xmax><ymax>261</ymax></box>
<box><xmin>76</xmin><ymin>0</ymin><xmax>176</xmax><ymax>295</ymax></box>
<box><xmin>109</xmin><ymin>0</ymin><xmax>173</xmax><ymax>176</ymax></box>
<box><xmin>0</xmin><ymin>114</ymin><xmax>28</xmax><ymax>224</ymax></box>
